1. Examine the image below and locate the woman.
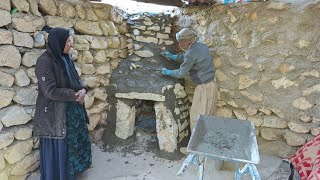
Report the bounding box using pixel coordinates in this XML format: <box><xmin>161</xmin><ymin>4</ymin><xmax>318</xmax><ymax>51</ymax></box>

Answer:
<box><xmin>33</xmin><ymin>27</ymin><xmax>92</xmax><ymax>180</ymax></box>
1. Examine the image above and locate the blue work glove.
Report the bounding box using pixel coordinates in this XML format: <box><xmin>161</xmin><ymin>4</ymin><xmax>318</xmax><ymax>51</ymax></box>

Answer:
<box><xmin>161</xmin><ymin>51</ymin><xmax>178</xmax><ymax>61</ymax></box>
<box><xmin>161</xmin><ymin>68</ymin><xmax>173</xmax><ymax>76</ymax></box>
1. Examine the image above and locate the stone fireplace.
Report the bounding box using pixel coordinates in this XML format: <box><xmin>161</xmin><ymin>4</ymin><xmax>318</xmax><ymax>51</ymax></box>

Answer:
<box><xmin>106</xmin><ymin>13</ymin><xmax>190</xmax><ymax>153</ymax></box>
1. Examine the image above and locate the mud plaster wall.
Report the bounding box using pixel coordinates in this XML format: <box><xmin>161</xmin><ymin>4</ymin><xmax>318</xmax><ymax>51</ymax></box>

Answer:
<box><xmin>175</xmin><ymin>1</ymin><xmax>320</xmax><ymax>157</ymax></box>
<box><xmin>0</xmin><ymin>0</ymin><xmax>127</xmax><ymax>179</ymax></box>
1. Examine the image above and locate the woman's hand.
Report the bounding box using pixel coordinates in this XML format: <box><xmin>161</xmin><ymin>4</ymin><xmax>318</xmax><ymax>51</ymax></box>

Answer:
<box><xmin>75</xmin><ymin>89</ymin><xmax>86</xmax><ymax>104</ymax></box>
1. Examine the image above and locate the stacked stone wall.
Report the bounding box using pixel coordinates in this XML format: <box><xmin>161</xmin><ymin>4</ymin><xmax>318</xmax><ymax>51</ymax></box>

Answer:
<box><xmin>176</xmin><ymin>1</ymin><xmax>320</xmax><ymax>157</ymax></box>
<box><xmin>0</xmin><ymin>0</ymin><xmax>127</xmax><ymax>179</ymax></box>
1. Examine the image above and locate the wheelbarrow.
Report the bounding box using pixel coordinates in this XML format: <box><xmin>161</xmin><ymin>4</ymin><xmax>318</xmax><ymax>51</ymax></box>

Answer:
<box><xmin>177</xmin><ymin>115</ymin><xmax>261</xmax><ymax>180</ymax></box>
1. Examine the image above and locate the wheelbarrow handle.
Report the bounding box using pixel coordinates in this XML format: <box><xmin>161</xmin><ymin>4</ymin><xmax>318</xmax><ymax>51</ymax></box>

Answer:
<box><xmin>177</xmin><ymin>153</ymin><xmax>197</xmax><ymax>178</ymax></box>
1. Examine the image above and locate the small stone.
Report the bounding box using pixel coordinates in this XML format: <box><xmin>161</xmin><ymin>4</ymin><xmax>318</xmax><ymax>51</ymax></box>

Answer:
<box><xmin>134</xmin><ymin>50</ymin><xmax>154</xmax><ymax>58</ymax></box>
<box><xmin>147</xmin><ymin>26</ymin><xmax>160</xmax><ymax>31</ymax></box>
<box><xmin>79</xmin><ymin>51</ymin><xmax>93</xmax><ymax>63</ymax></box>
<box><xmin>233</xmin><ymin>109</ymin><xmax>247</xmax><ymax>120</ymax></box>
<box><xmin>74</xmin><ymin>20</ymin><xmax>102</xmax><ymax>36</ymax></box>
<box><xmin>293</xmin><ymin>97</ymin><xmax>313</xmax><ymax>110</ymax></box>
<box><xmin>27</xmin><ymin>68</ymin><xmax>37</xmax><ymax>84</ymax></box>
<box><xmin>311</xmin><ymin>127</ymin><xmax>320</xmax><ymax>136</ymax></box>
<box><xmin>88</xmin><ymin>114</ymin><xmax>100</xmax><ymax>131</ymax></box>
<box><xmin>288</xmin><ymin>122</ymin><xmax>309</xmax><ymax>134</ymax></box>
<box><xmin>272</xmin><ymin>77</ymin><xmax>295</xmax><ymax>89</ymax></box>
<box><xmin>301</xmin><ymin>70</ymin><xmax>319</xmax><ymax>78</ymax></box>
<box><xmin>13</xmin><ymin>86</ymin><xmax>38</xmax><ymax>105</ymax></box>
<box><xmin>115</xmin><ymin>101</ymin><xmax>135</xmax><ymax>139</ymax></box>
<box><xmin>245</xmin><ymin>107</ymin><xmax>258</xmax><ymax>116</ymax></box>
<box><xmin>240</xmin><ymin>91</ymin><xmax>262</xmax><ymax>102</ymax></box>
<box><xmin>81</xmin><ymin>64</ymin><xmax>96</xmax><ymax>75</ymax></box>
<box><xmin>157</xmin><ymin>33</ymin><xmax>169</xmax><ymax>39</ymax></box>
<box><xmin>75</xmin><ymin>5</ymin><xmax>85</xmax><ymax>20</ymax></box>
<box><xmin>14</xmin><ymin>127</ymin><xmax>33</xmax><ymax>140</ymax></box>
<box><xmin>303</xmin><ymin>84</ymin><xmax>320</xmax><ymax>96</ymax></box>
<box><xmin>45</xmin><ymin>16</ymin><xmax>74</xmax><ymax>29</ymax></box>
<box><xmin>136</xmin><ymin>36</ymin><xmax>158</xmax><ymax>44</ymax></box>
<box><xmin>96</xmin><ymin>64</ymin><xmax>111</xmax><ymax>75</ymax></box>
<box><xmin>4</xmin><ymin>139</ymin><xmax>33</xmax><ymax>164</ymax></box>
<box><xmin>94</xmin><ymin>50</ymin><xmax>106</xmax><ymax>63</ymax></box>
<box><xmin>91</xmin><ymin>37</ymin><xmax>108</xmax><ymax>50</ymax></box>
<box><xmin>39</xmin><ymin>0</ymin><xmax>57</xmax><ymax>16</ymax></box>
<box><xmin>1</xmin><ymin>106</ymin><xmax>32</xmax><ymax>127</ymax></box>
<box><xmin>11</xmin><ymin>0</ymin><xmax>29</xmax><ymax>13</ymax></box>
<box><xmin>13</xmin><ymin>31</ymin><xmax>34</xmax><ymax>48</ymax></box>
<box><xmin>11</xmin><ymin>150</ymin><xmax>40</xmax><ymax>176</ymax></box>
<box><xmin>83</xmin><ymin>76</ymin><xmax>100</xmax><ymax>88</ymax></box>
<box><xmin>238</xmin><ymin>75</ymin><xmax>257</xmax><ymax>89</ymax></box>
<box><xmin>0</xmin><ymin>45</ymin><xmax>21</xmax><ymax>69</ymax></box>
<box><xmin>0</xmin><ymin>10</ymin><xmax>11</xmax><ymax>27</ymax></box>
<box><xmin>12</xmin><ymin>13</ymin><xmax>45</xmax><ymax>33</ymax></box>
<box><xmin>0</xmin><ymin>89</ymin><xmax>14</xmax><ymax>109</ymax></box>
<box><xmin>88</xmin><ymin>102</ymin><xmax>108</xmax><ymax>114</ymax></box>
<box><xmin>300</xmin><ymin>115</ymin><xmax>312</xmax><ymax>123</ymax></box>
<box><xmin>107</xmin><ymin>37</ymin><xmax>120</xmax><ymax>49</ymax></box>
<box><xmin>27</xmin><ymin>0</ymin><xmax>41</xmax><ymax>16</ymax></box>
<box><xmin>259</xmin><ymin>107</ymin><xmax>272</xmax><ymax>115</ymax></box>
<box><xmin>0</xmin><ymin>29</ymin><xmax>12</xmax><ymax>44</ymax></box>
<box><xmin>133</xmin><ymin>29</ymin><xmax>140</xmax><ymax>36</ymax></box>
<box><xmin>22</xmin><ymin>50</ymin><xmax>44</xmax><ymax>67</ymax></box>
<box><xmin>247</xmin><ymin>116</ymin><xmax>263</xmax><ymax>127</ymax></box>
<box><xmin>0</xmin><ymin>0</ymin><xmax>11</xmax><ymax>11</ymax></box>
<box><xmin>227</xmin><ymin>101</ymin><xmax>239</xmax><ymax>108</ymax></box>
<box><xmin>283</xmin><ymin>131</ymin><xmax>306</xmax><ymax>147</ymax></box>
<box><xmin>164</xmin><ymin>40</ymin><xmax>174</xmax><ymax>45</ymax></box>
<box><xmin>261</xmin><ymin>128</ymin><xmax>283</xmax><ymax>141</ymax></box>
<box><xmin>84</xmin><ymin>94</ymin><xmax>94</xmax><ymax>109</ymax></box>
<box><xmin>58</xmin><ymin>2</ymin><xmax>75</xmax><ymax>19</ymax></box>
<box><xmin>262</xmin><ymin>116</ymin><xmax>287</xmax><ymax>129</ymax></box>
<box><xmin>93</xmin><ymin>88</ymin><xmax>107</xmax><ymax>101</ymax></box>
<box><xmin>216</xmin><ymin>107</ymin><xmax>233</xmax><ymax>118</ymax></box>
<box><xmin>0</xmin><ymin>132</ymin><xmax>14</xmax><ymax>149</ymax></box>
<box><xmin>14</xmin><ymin>69</ymin><xmax>30</xmax><ymax>87</ymax></box>
<box><xmin>0</xmin><ymin>71</ymin><xmax>14</xmax><ymax>87</ymax></box>
<box><xmin>100</xmin><ymin>21</ymin><xmax>118</xmax><ymax>36</ymax></box>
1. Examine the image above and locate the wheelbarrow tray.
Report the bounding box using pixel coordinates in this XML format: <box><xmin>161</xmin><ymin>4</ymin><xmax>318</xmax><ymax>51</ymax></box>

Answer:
<box><xmin>187</xmin><ymin>115</ymin><xmax>260</xmax><ymax>164</ymax></box>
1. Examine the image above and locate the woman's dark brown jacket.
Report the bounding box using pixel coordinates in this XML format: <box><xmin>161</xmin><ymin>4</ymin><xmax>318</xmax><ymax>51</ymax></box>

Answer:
<box><xmin>33</xmin><ymin>51</ymin><xmax>86</xmax><ymax>139</ymax></box>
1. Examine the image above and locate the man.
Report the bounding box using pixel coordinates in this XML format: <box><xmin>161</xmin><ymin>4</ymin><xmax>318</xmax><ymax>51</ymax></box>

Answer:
<box><xmin>161</xmin><ymin>28</ymin><xmax>217</xmax><ymax>133</ymax></box>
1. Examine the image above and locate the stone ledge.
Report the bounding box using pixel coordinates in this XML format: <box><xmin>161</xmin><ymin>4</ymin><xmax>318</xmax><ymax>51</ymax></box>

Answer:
<box><xmin>115</xmin><ymin>92</ymin><xmax>165</xmax><ymax>101</ymax></box>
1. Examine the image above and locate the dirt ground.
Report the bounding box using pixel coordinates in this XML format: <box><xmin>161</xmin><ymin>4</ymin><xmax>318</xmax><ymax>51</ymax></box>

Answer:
<box><xmin>27</xmin><ymin>130</ymin><xmax>282</xmax><ymax>180</ymax></box>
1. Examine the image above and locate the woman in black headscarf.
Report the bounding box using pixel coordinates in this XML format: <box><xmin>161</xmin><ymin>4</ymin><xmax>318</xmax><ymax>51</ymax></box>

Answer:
<box><xmin>34</xmin><ymin>27</ymin><xmax>92</xmax><ymax>180</ymax></box>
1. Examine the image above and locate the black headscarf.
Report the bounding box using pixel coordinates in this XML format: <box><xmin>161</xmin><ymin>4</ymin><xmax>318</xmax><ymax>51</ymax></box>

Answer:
<box><xmin>47</xmin><ymin>27</ymin><xmax>83</xmax><ymax>91</ymax></box>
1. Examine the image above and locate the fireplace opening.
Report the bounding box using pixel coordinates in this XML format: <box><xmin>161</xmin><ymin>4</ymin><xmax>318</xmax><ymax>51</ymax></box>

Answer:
<box><xmin>135</xmin><ymin>100</ymin><xmax>157</xmax><ymax>133</ymax></box>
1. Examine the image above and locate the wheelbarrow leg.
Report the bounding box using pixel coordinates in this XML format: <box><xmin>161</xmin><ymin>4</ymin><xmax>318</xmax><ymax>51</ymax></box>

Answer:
<box><xmin>198</xmin><ymin>157</ymin><xmax>206</xmax><ymax>180</ymax></box>
<box><xmin>234</xmin><ymin>163</ymin><xmax>261</xmax><ymax>180</ymax></box>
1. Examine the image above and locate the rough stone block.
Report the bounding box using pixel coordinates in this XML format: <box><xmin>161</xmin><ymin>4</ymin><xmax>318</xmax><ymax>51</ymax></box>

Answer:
<box><xmin>0</xmin><ymin>71</ymin><xmax>14</xmax><ymax>88</ymax></box>
<box><xmin>0</xmin><ymin>29</ymin><xmax>12</xmax><ymax>44</ymax></box>
<box><xmin>260</xmin><ymin>128</ymin><xmax>283</xmax><ymax>141</ymax></box>
<box><xmin>0</xmin><ymin>10</ymin><xmax>11</xmax><ymax>27</ymax></box>
<box><xmin>0</xmin><ymin>0</ymin><xmax>10</xmax><ymax>11</ymax></box>
<box><xmin>13</xmin><ymin>30</ymin><xmax>34</xmax><ymax>48</ymax></box>
<box><xmin>13</xmin><ymin>86</ymin><xmax>37</xmax><ymax>105</ymax></box>
<box><xmin>91</xmin><ymin>37</ymin><xmax>108</xmax><ymax>50</ymax></box>
<box><xmin>155</xmin><ymin>102</ymin><xmax>178</xmax><ymax>153</ymax></box>
<box><xmin>39</xmin><ymin>0</ymin><xmax>57</xmax><ymax>16</ymax></box>
<box><xmin>1</xmin><ymin>106</ymin><xmax>32</xmax><ymax>127</ymax></box>
<box><xmin>14</xmin><ymin>127</ymin><xmax>33</xmax><ymax>140</ymax></box>
<box><xmin>58</xmin><ymin>2</ymin><xmax>75</xmax><ymax>19</ymax></box>
<box><xmin>11</xmin><ymin>0</ymin><xmax>29</xmax><ymax>13</ymax></box>
<box><xmin>4</xmin><ymin>140</ymin><xmax>33</xmax><ymax>164</ymax></box>
<box><xmin>74</xmin><ymin>20</ymin><xmax>102</xmax><ymax>36</ymax></box>
<box><xmin>115</xmin><ymin>100</ymin><xmax>135</xmax><ymax>139</ymax></box>
<box><xmin>283</xmin><ymin>131</ymin><xmax>306</xmax><ymax>147</ymax></box>
<box><xmin>27</xmin><ymin>0</ymin><xmax>41</xmax><ymax>16</ymax></box>
<box><xmin>11</xmin><ymin>150</ymin><xmax>39</xmax><ymax>175</ymax></box>
<box><xmin>45</xmin><ymin>16</ymin><xmax>75</xmax><ymax>29</ymax></box>
<box><xmin>12</xmin><ymin>13</ymin><xmax>45</xmax><ymax>33</ymax></box>
<box><xmin>0</xmin><ymin>132</ymin><xmax>14</xmax><ymax>149</ymax></box>
<box><xmin>81</xmin><ymin>64</ymin><xmax>96</xmax><ymax>75</ymax></box>
<box><xmin>22</xmin><ymin>50</ymin><xmax>44</xmax><ymax>67</ymax></box>
<box><xmin>288</xmin><ymin>122</ymin><xmax>309</xmax><ymax>134</ymax></box>
<box><xmin>14</xmin><ymin>69</ymin><xmax>30</xmax><ymax>87</ymax></box>
<box><xmin>0</xmin><ymin>89</ymin><xmax>14</xmax><ymax>109</ymax></box>
<box><xmin>0</xmin><ymin>45</ymin><xmax>21</xmax><ymax>69</ymax></box>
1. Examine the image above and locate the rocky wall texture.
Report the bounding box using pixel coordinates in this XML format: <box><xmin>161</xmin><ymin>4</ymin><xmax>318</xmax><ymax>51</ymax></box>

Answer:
<box><xmin>0</xmin><ymin>0</ymin><xmax>127</xmax><ymax>179</ymax></box>
<box><xmin>176</xmin><ymin>1</ymin><xmax>320</xmax><ymax>157</ymax></box>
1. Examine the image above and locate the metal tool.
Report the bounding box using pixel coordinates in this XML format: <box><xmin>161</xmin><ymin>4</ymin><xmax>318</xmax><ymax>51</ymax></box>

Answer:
<box><xmin>177</xmin><ymin>115</ymin><xmax>261</xmax><ymax>180</ymax></box>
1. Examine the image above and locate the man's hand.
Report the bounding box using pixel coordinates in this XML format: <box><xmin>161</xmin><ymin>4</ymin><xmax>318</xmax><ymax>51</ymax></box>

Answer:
<box><xmin>161</xmin><ymin>68</ymin><xmax>173</xmax><ymax>76</ymax></box>
<box><xmin>161</xmin><ymin>51</ymin><xmax>178</xmax><ymax>61</ymax></box>
<box><xmin>75</xmin><ymin>88</ymin><xmax>86</xmax><ymax>104</ymax></box>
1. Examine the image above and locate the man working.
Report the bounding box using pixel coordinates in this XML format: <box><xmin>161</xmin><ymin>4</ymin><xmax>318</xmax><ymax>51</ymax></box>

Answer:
<box><xmin>161</xmin><ymin>28</ymin><xmax>217</xmax><ymax>133</ymax></box>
